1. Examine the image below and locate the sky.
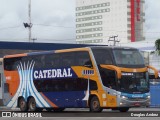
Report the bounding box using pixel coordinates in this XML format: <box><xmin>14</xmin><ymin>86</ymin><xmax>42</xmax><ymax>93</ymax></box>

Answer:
<box><xmin>0</xmin><ymin>0</ymin><xmax>160</xmax><ymax>44</ymax></box>
<box><xmin>145</xmin><ymin>0</ymin><xmax>160</xmax><ymax>41</ymax></box>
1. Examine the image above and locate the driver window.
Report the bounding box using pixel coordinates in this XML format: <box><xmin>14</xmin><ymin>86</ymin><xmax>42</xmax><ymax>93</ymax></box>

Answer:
<box><xmin>99</xmin><ymin>68</ymin><xmax>116</xmax><ymax>89</ymax></box>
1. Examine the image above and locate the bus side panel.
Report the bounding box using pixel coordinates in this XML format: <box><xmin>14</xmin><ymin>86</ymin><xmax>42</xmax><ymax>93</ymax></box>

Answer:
<box><xmin>32</xmin><ymin>66</ymin><xmax>100</xmax><ymax>108</ymax></box>
<box><xmin>41</xmin><ymin>91</ymin><xmax>87</xmax><ymax>108</ymax></box>
<box><xmin>4</xmin><ymin>71</ymin><xmax>20</xmax><ymax>97</ymax></box>
<box><xmin>3</xmin><ymin>70</ymin><xmax>20</xmax><ymax>107</ymax></box>
<box><xmin>71</xmin><ymin>66</ymin><xmax>105</xmax><ymax>107</ymax></box>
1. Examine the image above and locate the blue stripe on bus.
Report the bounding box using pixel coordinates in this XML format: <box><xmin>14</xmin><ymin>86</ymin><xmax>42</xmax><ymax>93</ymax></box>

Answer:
<box><xmin>121</xmin><ymin>92</ymin><xmax>149</xmax><ymax>98</ymax></box>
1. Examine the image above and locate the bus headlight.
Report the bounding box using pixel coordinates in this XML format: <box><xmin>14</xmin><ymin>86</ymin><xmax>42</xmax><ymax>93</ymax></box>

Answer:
<box><xmin>147</xmin><ymin>95</ymin><xmax>150</xmax><ymax>99</ymax></box>
<box><xmin>121</xmin><ymin>96</ymin><xmax>128</xmax><ymax>99</ymax></box>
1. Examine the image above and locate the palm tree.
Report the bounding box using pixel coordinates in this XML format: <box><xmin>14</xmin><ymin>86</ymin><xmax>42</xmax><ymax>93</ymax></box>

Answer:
<box><xmin>155</xmin><ymin>39</ymin><xmax>160</xmax><ymax>55</ymax></box>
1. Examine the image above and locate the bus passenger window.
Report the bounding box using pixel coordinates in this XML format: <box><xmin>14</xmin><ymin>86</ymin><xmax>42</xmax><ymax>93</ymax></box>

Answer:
<box><xmin>64</xmin><ymin>83</ymin><xmax>69</xmax><ymax>90</ymax></box>
<box><xmin>60</xmin><ymin>52</ymin><xmax>75</xmax><ymax>67</ymax></box>
<box><xmin>92</xmin><ymin>49</ymin><xmax>112</xmax><ymax>65</ymax></box>
<box><xmin>75</xmin><ymin>51</ymin><xmax>92</xmax><ymax>67</ymax></box>
<box><xmin>40</xmin><ymin>55</ymin><xmax>46</xmax><ymax>68</ymax></box>
<box><xmin>54</xmin><ymin>85</ymin><xmax>59</xmax><ymax>91</ymax></box>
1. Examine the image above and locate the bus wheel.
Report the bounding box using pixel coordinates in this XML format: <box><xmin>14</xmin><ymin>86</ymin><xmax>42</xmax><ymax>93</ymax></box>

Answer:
<box><xmin>119</xmin><ymin>107</ymin><xmax>129</xmax><ymax>112</ymax></box>
<box><xmin>28</xmin><ymin>97</ymin><xmax>37</xmax><ymax>111</ymax></box>
<box><xmin>19</xmin><ymin>97</ymin><xmax>28</xmax><ymax>111</ymax></box>
<box><xmin>90</xmin><ymin>96</ymin><xmax>102</xmax><ymax>112</ymax></box>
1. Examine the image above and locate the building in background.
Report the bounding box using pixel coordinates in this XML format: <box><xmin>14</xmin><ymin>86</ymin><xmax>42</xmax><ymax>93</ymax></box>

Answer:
<box><xmin>76</xmin><ymin>0</ymin><xmax>145</xmax><ymax>44</ymax></box>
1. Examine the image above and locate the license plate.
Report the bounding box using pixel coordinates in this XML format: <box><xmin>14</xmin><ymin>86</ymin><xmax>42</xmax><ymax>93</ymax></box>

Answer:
<box><xmin>134</xmin><ymin>103</ymin><xmax>140</xmax><ymax>106</ymax></box>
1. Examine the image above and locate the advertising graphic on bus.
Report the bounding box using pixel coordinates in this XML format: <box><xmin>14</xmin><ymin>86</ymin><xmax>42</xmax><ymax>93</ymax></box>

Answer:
<box><xmin>0</xmin><ymin>46</ymin><xmax>158</xmax><ymax>112</ymax></box>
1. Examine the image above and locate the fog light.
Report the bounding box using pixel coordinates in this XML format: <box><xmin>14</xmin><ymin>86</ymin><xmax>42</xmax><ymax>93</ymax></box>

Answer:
<box><xmin>120</xmin><ymin>102</ymin><xmax>123</xmax><ymax>105</ymax></box>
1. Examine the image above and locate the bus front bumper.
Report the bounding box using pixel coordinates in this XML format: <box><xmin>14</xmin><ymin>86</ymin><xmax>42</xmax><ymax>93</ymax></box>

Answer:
<box><xmin>118</xmin><ymin>97</ymin><xmax>150</xmax><ymax>107</ymax></box>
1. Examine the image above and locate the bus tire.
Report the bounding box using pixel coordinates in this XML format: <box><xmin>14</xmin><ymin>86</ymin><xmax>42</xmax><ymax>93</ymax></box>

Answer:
<box><xmin>90</xmin><ymin>96</ymin><xmax>102</xmax><ymax>112</ymax></box>
<box><xmin>119</xmin><ymin>107</ymin><xmax>129</xmax><ymax>112</ymax></box>
<box><xmin>19</xmin><ymin>97</ymin><xmax>28</xmax><ymax>111</ymax></box>
<box><xmin>28</xmin><ymin>97</ymin><xmax>37</xmax><ymax>111</ymax></box>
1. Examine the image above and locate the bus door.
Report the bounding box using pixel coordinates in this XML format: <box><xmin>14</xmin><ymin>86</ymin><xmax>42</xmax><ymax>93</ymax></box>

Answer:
<box><xmin>99</xmin><ymin>67</ymin><xmax>117</xmax><ymax>107</ymax></box>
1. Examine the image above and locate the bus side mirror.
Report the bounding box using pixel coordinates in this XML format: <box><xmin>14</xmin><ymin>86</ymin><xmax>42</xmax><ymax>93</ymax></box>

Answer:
<box><xmin>84</xmin><ymin>60</ymin><xmax>93</xmax><ymax>68</ymax></box>
<box><xmin>100</xmin><ymin>65</ymin><xmax>122</xmax><ymax>79</ymax></box>
<box><xmin>147</xmin><ymin>66</ymin><xmax>158</xmax><ymax>79</ymax></box>
<box><xmin>84</xmin><ymin>64</ymin><xmax>93</xmax><ymax>68</ymax></box>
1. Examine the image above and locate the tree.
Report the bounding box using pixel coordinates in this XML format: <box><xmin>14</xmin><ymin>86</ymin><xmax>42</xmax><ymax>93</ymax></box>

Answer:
<box><xmin>155</xmin><ymin>39</ymin><xmax>160</xmax><ymax>55</ymax></box>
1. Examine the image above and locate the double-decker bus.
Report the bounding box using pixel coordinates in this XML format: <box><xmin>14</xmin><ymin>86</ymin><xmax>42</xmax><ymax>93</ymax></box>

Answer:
<box><xmin>2</xmin><ymin>46</ymin><xmax>158</xmax><ymax>112</ymax></box>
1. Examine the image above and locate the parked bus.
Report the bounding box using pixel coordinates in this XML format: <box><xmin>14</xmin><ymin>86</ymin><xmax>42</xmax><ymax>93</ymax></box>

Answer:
<box><xmin>1</xmin><ymin>46</ymin><xmax>158</xmax><ymax>112</ymax></box>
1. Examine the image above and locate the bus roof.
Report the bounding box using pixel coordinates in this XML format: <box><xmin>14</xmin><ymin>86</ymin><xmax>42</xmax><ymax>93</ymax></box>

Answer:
<box><xmin>90</xmin><ymin>46</ymin><xmax>138</xmax><ymax>50</ymax></box>
<box><xmin>4</xmin><ymin>46</ymin><xmax>138</xmax><ymax>59</ymax></box>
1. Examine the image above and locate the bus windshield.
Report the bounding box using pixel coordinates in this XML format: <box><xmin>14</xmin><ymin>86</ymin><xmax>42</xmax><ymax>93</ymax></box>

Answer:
<box><xmin>118</xmin><ymin>72</ymin><xmax>149</xmax><ymax>93</ymax></box>
<box><xmin>113</xmin><ymin>49</ymin><xmax>145</xmax><ymax>67</ymax></box>
<box><xmin>92</xmin><ymin>47</ymin><xmax>148</xmax><ymax>93</ymax></box>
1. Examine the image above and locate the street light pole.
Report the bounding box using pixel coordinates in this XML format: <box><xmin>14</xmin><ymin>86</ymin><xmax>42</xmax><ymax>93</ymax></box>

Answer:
<box><xmin>108</xmin><ymin>35</ymin><xmax>119</xmax><ymax>46</ymax></box>
<box><xmin>28</xmin><ymin>0</ymin><xmax>32</xmax><ymax>42</ymax></box>
<box><xmin>23</xmin><ymin>0</ymin><xmax>33</xmax><ymax>43</ymax></box>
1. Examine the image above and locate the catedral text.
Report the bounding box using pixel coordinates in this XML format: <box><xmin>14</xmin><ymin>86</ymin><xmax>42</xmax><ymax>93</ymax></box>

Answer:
<box><xmin>34</xmin><ymin>68</ymin><xmax>73</xmax><ymax>79</ymax></box>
